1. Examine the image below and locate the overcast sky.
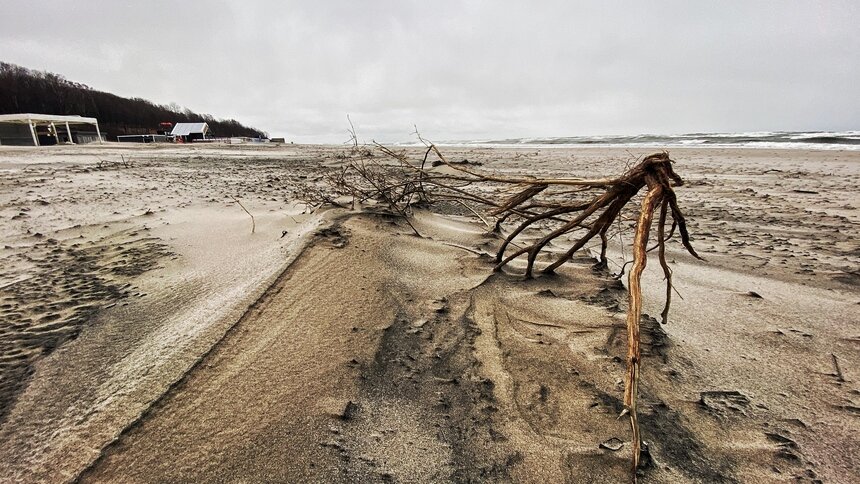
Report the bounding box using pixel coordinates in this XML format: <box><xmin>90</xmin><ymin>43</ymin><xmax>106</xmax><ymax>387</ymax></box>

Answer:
<box><xmin>1</xmin><ymin>1</ymin><xmax>858</xmax><ymax>142</ymax></box>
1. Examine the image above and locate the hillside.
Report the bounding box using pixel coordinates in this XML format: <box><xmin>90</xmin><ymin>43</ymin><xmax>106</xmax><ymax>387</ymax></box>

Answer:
<box><xmin>0</xmin><ymin>62</ymin><xmax>264</xmax><ymax>139</ymax></box>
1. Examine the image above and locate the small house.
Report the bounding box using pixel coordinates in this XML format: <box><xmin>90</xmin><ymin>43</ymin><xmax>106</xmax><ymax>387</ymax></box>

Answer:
<box><xmin>170</xmin><ymin>122</ymin><xmax>210</xmax><ymax>143</ymax></box>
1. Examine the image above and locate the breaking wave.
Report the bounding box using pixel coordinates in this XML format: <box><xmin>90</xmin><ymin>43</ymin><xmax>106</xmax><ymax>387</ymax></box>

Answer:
<box><xmin>422</xmin><ymin>131</ymin><xmax>860</xmax><ymax>150</ymax></box>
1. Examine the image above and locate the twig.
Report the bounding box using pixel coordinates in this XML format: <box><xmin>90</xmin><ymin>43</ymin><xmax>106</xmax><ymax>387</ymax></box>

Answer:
<box><xmin>657</xmin><ymin>199</ymin><xmax>672</xmax><ymax>324</ymax></box>
<box><xmin>442</xmin><ymin>198</ymin><xmax>492</xmax><ymax>229</ymax></box>
<box><xmin>439</xmin><ymin>241</ymin><xmax>485</xmax><ymax>256</ymax></box>
<box><xmin>832</xmin><ymin>353</ymin><xmax>846</xmax><ymax>383</ymax></box>
<box><xmin>346</xmin><ymin>114</ymin><xmax>358</xmax><ymax>148</ymax></box>
<box><xmin>230</xmin><ymin>195</ymin><xmax>255</xmax><ymax>234</ymax></box>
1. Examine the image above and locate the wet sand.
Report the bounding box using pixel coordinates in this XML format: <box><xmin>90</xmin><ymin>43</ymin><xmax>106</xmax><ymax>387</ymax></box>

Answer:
<box><xmin>0</xmin><ymin>143</ymin><xmax>857</xmax><ymax>482</ymax></box>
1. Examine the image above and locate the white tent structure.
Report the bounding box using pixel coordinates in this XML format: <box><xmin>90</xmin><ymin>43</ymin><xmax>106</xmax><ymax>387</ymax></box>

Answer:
<box><xmin>170</xmin><ymin>122</ymin><xmax>209</xmax><ymax>142</ymax></box>
<box><xmin>0</xmin><ymin>113</ymin><xmax>102</xmax><ymax>146</ymax></box>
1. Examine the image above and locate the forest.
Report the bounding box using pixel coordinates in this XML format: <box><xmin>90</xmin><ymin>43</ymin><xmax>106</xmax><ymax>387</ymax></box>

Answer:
<box><xmin>0</xmin><ymin>62</ymin><xmax>263</xmax><ymax>139</ymax></box>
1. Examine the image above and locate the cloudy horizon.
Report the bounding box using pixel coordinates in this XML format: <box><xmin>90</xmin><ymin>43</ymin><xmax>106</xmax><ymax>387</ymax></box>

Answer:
<box><xmin>1</xmin><ymin>0</ymin><xmax>858</xmax><ymax>143</ymax></box>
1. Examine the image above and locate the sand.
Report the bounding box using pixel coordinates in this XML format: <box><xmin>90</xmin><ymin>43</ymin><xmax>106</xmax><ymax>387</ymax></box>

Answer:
<box><xmin>0</xmin><ymin>143</ymin><xmax>857</xmax><ymax>483</ymax></box>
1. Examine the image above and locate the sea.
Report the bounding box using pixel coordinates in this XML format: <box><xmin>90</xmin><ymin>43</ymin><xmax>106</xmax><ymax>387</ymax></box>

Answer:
<box><xmin>428</xmin><ymin>131</ymin><xmax>860</xmax><ymax>150</ymax></box>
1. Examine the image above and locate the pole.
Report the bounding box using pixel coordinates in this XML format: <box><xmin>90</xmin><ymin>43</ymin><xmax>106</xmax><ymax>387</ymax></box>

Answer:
<box><xmin>28</xmin><ymin>119</ymin><xmax>39</xmax><ymax>146</ymax></box>
<box><xmin>50</xmin><ymin>122</ymin><xmax>58</xmax><ymax>144</ymax></box>
<box><xmin>94</xmin><ymin>122</ymin><xmax>103</xmax><ymax>143</ymax></box>
<box><xmin>65</xmin><ymin>122</ymin><xmax>74</xmax><ymax>144</ymax></box>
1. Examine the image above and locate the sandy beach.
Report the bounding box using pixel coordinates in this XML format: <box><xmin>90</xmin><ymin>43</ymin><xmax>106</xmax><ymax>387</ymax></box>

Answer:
<box><xmin>0</xmin><ymin>143</ymin><xmax>857</xmax><ymax>483</ymax></box>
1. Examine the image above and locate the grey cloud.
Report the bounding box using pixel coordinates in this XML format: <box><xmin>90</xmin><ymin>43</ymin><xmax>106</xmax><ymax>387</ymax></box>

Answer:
<box><xmin>1</xmin><ymin>0</ymin><xmax>857</xmax><ymax>142</ymax></box>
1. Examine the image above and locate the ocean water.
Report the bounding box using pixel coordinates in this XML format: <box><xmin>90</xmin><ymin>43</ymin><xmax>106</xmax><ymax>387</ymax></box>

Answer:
<box><xmin>431</xmin><ymin>131</ymin><xmax>860</xmax><ymax>150</ymax></box>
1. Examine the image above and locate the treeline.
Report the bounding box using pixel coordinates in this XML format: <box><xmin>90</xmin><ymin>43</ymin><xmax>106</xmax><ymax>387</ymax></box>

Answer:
<box><xmin>0</xmin><ymin>62</ymin><xmax>264</xmax><ymax>139</ymax></box>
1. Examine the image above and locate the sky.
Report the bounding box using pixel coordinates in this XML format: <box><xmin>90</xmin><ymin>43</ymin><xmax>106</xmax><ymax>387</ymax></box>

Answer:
<box><xmin>1</xmin><ymin>1</ymin><xmax>858</xmax><ymax>143</ymax></box>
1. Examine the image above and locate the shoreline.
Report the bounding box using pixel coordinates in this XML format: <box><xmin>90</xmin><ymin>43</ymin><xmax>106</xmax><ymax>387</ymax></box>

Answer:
<box><xmin>398</xmin><ymin>142</ymin><xmax>860</xmax><ymax>151</ymax></box>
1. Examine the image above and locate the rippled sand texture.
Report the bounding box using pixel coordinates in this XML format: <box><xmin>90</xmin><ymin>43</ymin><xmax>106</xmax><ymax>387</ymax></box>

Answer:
<box><xmin>0</xmin><ymin>144</ymin><xmax>857</xmax><ymax>483</ymax></box>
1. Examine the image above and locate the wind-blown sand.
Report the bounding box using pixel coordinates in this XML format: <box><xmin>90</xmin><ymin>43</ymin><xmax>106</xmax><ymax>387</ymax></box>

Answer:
<box><xmin>0</xmin><ymin>144</ymin><xmax>857</xmax><ymax>483</ymax></box>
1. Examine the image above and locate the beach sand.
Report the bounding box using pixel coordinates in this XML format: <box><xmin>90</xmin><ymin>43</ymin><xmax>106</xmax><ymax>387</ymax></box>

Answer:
<box><xmin>0</xmin><ymin>143</ymin><xmax>857</xmax><ymax>482</ymax></box>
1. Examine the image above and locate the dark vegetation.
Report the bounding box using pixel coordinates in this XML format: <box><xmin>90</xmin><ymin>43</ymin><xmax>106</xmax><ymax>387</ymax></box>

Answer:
<box><xmin>0</xmin><ymin>62</ymin><xmax>264</xmax><ymax>139</ymax></box>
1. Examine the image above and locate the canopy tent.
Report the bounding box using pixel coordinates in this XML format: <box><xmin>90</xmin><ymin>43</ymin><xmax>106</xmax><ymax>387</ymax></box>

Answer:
<box><xmin>0</xmin><ymin>113</ymin><xmax>102</xmax><ymax>146</ymax></box>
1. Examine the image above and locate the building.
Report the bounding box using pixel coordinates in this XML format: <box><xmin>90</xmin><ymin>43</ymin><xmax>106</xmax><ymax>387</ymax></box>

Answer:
<box><xmin>0</xmin><ymin>113</ymin><xmax>103</xmax><ymax>146</ymax></box>
<box><xmin>170</xmin><ymin>122</ymin><xmax>209</xmax><ymax>143</ymax></box>
<box><xmin>117</xmin><ymin>134</ymin><xmax>171</xmax><ymax>143</ymax></box>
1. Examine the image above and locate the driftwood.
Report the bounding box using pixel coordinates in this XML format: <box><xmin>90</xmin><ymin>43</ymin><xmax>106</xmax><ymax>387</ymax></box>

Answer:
<box><xmin>307</xmin><ymin>142</ymin><xmax>701</xmax><ymax>481</ymax></box>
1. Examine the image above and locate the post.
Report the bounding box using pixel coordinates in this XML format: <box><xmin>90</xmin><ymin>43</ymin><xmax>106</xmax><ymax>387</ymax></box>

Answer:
<box><xmin>94</xmin><ymin>122</ymin><xmax>103</xmax><ymax>143</ymax></box>
<box><xmin>65</xmin><ymin>122</ymin><xmax>74</xmax><ymax>144</ymax></box>
<box><xmin>28</xmin><ymin>119</ymin><xmax>39</xmax><ymax>146</ymax></box>
<box><xmin>50</xmin><ymin>122</ymin><xmax>59</xmax><ymax>144</ymax></box>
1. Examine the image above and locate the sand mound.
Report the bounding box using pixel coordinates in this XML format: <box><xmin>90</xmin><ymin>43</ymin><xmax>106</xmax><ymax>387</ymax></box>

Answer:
<box><xmin>71</xmin><ymin>211</ymin><xmax>833</xmax><ymax>483</ymax></box>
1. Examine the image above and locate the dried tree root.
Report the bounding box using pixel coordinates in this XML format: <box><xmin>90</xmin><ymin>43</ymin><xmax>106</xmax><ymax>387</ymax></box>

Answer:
<box><xmin>308</xmin><ymin>144</ymin><xmax>702</xmax><ymax>481</ymax></box>
<box><xmin>623</xmin><ymin>175</ymin><xmax>662</xmax><ymax>477</ymax></box>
